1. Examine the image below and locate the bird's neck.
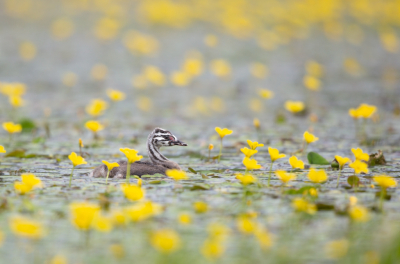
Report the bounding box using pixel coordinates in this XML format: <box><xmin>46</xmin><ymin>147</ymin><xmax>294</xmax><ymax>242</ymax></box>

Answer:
<box><xmin>147</xmin><ymin>135</ymin><xmax>169</xmax><ymax>164</ymax></box>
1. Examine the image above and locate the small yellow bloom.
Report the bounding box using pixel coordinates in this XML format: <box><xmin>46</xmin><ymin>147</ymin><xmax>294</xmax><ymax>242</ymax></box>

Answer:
<box><xmin>247</xmin><ymin>140</ymin><xmax>264</xmax><ymax>150</ymax></box>
<box><xmin>111</xmin><ymin>209</ymin><xmax>127</xmax><ymax>226</ymax></box>
<box><xmin>204</xmin><ymin>34</ymin><xmax>218</xmax><ymax>47</ymax></box>
<box><xmin>292</xmin><ymin>198</ymin><xmax>317</xmax><ymax>215</ymax></box>
<box><xmin>85</xmin><ymin>120</ymin><xmax>104</xmax><ymax>133</ymax></box>
<box><xmin>14</xmin><ymin>182</ymin><xmax>33</xmax><ymax>195</ymax></box>
<box><xmin>2</xmin><ymin>122</ymin><xmax>22</xmax><ymax>134</ymax></box>
<box><xmin>106</xmin><ymin>89</ymin><xmax>126</xmax><ymax>101</ymax></box>
<box><xmin>62</xmin><ymin>72</ymin><xmax>78</xmax><ymax>87</ymax></box>
<box><xmin>349</xmin><ymin>196</ymin><xmax>358</xmax><ymax>206</ymax></box>
<box><xmin>275</xmin><ymin>170</ymin><xmax>296</xmax><ymax>184</ymax></box>
<box><xmin>348</xmin><ymin>104</ymin><xmax>377</xmax><ymax>119</ymax></box>
<box><xmin>15</xmin><ymin>173</ymin><xmax>43</xmax><ymax>195</ymax></box>
<box><xmin>49</xmin><ymin>254</ymin><xmax>68</xmax><ymax>264</ymax></box>
<box><xmin>268</xmin><ymin>147</ymin><xmax>286</xmax><ymax>162</ymax></box>
<box><xmin>51</xmin><ymin>17</ymin><xmax>74</xmax><ymax>40</ymax></box>
<box><xmin>69</xmin><ymin>202</ymin><xmax>100</xmax><ymax>231</ymax></box>
<box><xmin>119</xmin><ymin>148</ymin><xmax>143</xmax><ymax>163</ymax></box>
<box><xmin>208</xmin><ymin>144</ymin><xmax>214</xmax><ymax>150</ymax></box>
<box><xmin>9</xmin><ymin>96</ymin><xmax>24</xmax><ymax>108</ymax></box>
<box><xmin>351</xmin><ymin>148</ymin><xmax>369</xmax><ymax>161</ymax></box>
<box><xmin>306</xmin><ymin>60</ymin><xmax>323</xmax><ymax>78</ymax></box>
<box><xmin>289</xmin><ymin>156</ymin><xmax>304</xmax><ymax>169</ymax></box>
<box><xmin>308</xmin><ymin>168</ymin><xmax>328</xmax><ymax>183</ymax></box>
<box><xmin>19</xmin><ymin>41</ymin><xmax>36</xmax><ymax>61</ymax></box>
<box><xmin>254</xmin><ymin>227</ymin><xmax>273</xmax><ymax>250</ymax></box>
<box><xmin>258</xmin><ymin>89</ymin><xmax>274</xmax><ymax>99</ymax></box>
<box><xmin>170</xmin><ymin>71</ymin><xmax>191</xmax><ymax>86</ymax></box>
<box><xmin>0</xmin><ymin>82</ymin><xmax>26</xmax><ymax>96</ymax></box>
<box><xmin>109</xmin><ymin>244</ymin><xmax>125</xmax><ymax>259</ymax></box>
<box><xmin>124</xmin><ymin>201</ymin><xmax>162</xmax><ymax>222</ymax></box>
<box><xmin>0</xmin><ymin>145</ymin><xmax>6</xmax><ymax>153</ymax></box>
<box><xmin>68</xmin><ymin>152</ymin><xmax>87</xmax><ymax>167</ymax></box>
<box><xmin>236</xmin><ymin>173</ymin><xmax>257</xmax><ymax>186</ymax></box>
<box><xmin>10</xmin><ymin>216</ymin><xmax>44</xmax><ymax>239</ymax></box>
<box><xmin>201</xmin><ymin>238</ymin><xmax>225</xmax><ymax>260</ymax></box>
<box><xmin>178</xmin><ymin>213</ymin><xmax>192</xmax><ymax>225</ymax></box>
<box><xmin>243</xmin><ymin>157</ymin><xmax>262</xmax><ymax>170</ymax></box>
<box><xmin>86</xmin><ymin>98</ymin><xmax>108</xmax><ymax>117</ymax></box>
<box><xmin>348</xmin><ymin>205</ymin><xmax>370</xmax><ymax>222</ymax></box>
<box><xmin>150</xmin><ymin>229</ymin><xmax>181</xmax><ymax>253</ymax></box>
<box><xmin>303</xmin><ymin>75</ymin><xmax>321</xmax><ymax>91</ymax></box>
<box><xmin>93</xmin><ymin>214</ymin><xmax>113</xmax><ymax>232</ymax></box>
<box><xmin>284</xmin><ymin>101</ymin><xmax>305</xmax><ymax>113</ymax></box>
<box><xmin>183</xmin><ymin>57</ymin><xmax>203</xmax><ymax>77</ymax></box>
<box><xmin>91</xmin><ymin>64</ymin><xmax>108</xmax><ymax>80</ymax></box>
<box><xmin>335</xmin><ymin>155</ymin><xmax>351</xmax><ymax>169</ymax></box>
<box><xmin>79</xmin><ymin>138</ymin><xmax>84</xmax><ymax>148</ymax></box>
<box><xmin>215</xmin><ymin>127</ymin><xmax>233</xmax><ymax>138</ymax></box>
<box><xmin>121</xmin><ymin>184</ymin><xmax>145</xmax><ymax>201</ymax></box>
<box><xmin>373</xmin><ymin>175</ymin><xmax>397</xmax><ymax>189</ymax></box>
<box><xmin>144</xmin><ymin>65</ymin><xmax>165</xmax><ymax>86</ymax></box>
<box><xmin>210</xmin><ymin>59</ymin><xmax>231</xmax><ymax>78</ymax></box>
<box><xmin>193</xmin><ymin>201</ymin><xmax>208</xmax><ymax>213</ymax></box>
<box><xmin>253</xmin><ymin>118</ymin><xmax>260</xmax><ymax>129</ymax></box>
<box><xmin>251</xmin><ymin>63</ymin><xmax>268</xmax><ymax>79</ymax></box>
<box><xmin>349</xmin><ymin>160</ymin><xmax>369</xmax><ymax>174</ymax></box>
<box><xmin>240</xmin><ymin>147</ymin><xmax>258</xmax><ymax>158</ymax></box>
<box><xmin>166</xmin><ymin>169</ymin><xmax>188</xmax><ymax>181</ymax></box>
<box><xmin>303</xmin><ymin>131</ymin><xmax>319</xmax><ymax>144</ymax></box>
<box><xmin>207</xmin><ymin>223</ymin><xmax>230</xmax><ymax>240</ymax></box>
<box><xmin>325</xmin><ymin>239</ymin><xmax>349</xmax><ymax>259</ymax></box>
<box><xmin>236</xmin><ymin>216</ymin><xmax>257</xmax><ymax>234</ymax></box>
<box><xmin>102</xmin><ymin>160</ymin><xmax>120</xmax><ymax>171</ymax></box>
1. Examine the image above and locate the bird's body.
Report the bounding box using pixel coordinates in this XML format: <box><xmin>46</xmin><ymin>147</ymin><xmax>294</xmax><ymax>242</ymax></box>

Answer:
<box><xmin>89</xmin><ymin>128</ymin><xmax>186</xmax><ymax>178</ymax></box>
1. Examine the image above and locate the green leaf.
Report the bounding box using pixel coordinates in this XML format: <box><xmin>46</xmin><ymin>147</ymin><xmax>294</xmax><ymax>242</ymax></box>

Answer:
<box><xmin>5</xmin><ymin>149</ymin><xmax>26</xmax><ymax>158</ymax></box>
<box><xmin>307</xmin><ymin>152</ymin><xmax>330</xmax><ymax>165</ymax></box>
<box><xmin>19</xmin><ymin>118</ymin><xmax>36</xmax><ymax>133</ymax></box>
<box><xmin>188</xmin><ymin>167</ymin><xmax>198</xmax><ymax>174</ymax></box>
<box><xmin>148</xmin><ymin>180</ymin><xmax>163</xmax><ymax>184</ymax></box>
<box><xmin>190</xmin><ymin>184</ymin><xmax>210</xmax><ymax>190</ymax></box>
<box><xmin>347</xmin><ymin>176</ymin><xmax>360</xmax><ymax>187</ymax></box>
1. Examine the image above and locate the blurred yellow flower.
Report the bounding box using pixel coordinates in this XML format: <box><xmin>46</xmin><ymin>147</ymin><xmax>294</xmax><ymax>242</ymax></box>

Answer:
<box><xmin>258</xmin><ymin>89</ymin><xmax>274</xmax><ymax>99</ymax></box>
<box><xmin>19</xmin><ymin>41</ymin><xmax>36</xmax><ymax>61</ymax></box>
<box><xmin>166</xmin><ymin>169</ymin><xmax>188</xmax><ymax>181</ymax></box>
<box><xmin>183</xmin><ymin>58</ymin><xmax>203</xmax><ymax>77</ymax></box>
<box><xmin>109</xmin><ymin>244</ymin><xmax>125</xmax><ymax>259</ymax></box>
<box><xmin>62</xmin><ymin>72</ymin><xmax>78</xmax><ymax>87</ymax></box>
<box><xmin>236</xmin><ymin>173</ymin><xmax>257</xmax><ymax>185</ymax></box>
<box><xmin>49</xmin><ymin>254</ymin><xmax>68</xmax><ymax>264</ymax></box>
<box><xmin>121</xmin><ymin>183</ymin><xmax>145</xmax><ymax>201</ymax></box>
<box><xmin>208</xmin><ymin>144</ymin><xmax>214</xmax><ymax>150</ymax></box>
<box><xmin>170</xmin><ymin>71</ymin><xmax>191</xmax><ymax>86</ymax></box>
<box><xmin>201</xmin><ymin>238</ymin><xmax>225</xmax><ymax>260</ymax></box>
<box><xmin>254</xmin><ymin>227</ymin><xmax>273</xmax><ymax>250</ymax></box>
<box><xmin>284</xmin><ymin>100</ymin><xmax>305</xmax><ymax>113</ymax></box>
<box><xmin>325</xmin><ymin>239</ymin><xmax>349</xmax><ymax>259</ymax></box>
<box><xmin>69</xmin><ymin>202</ymin><xmax>100</xmax><ymax>231</ymax></box>
<box><xmin>351</xmin><ymin>148</ymin><xmax>369</xmax><ymax>161</ymax></box>
<box><xmin>373</xmin><ymin>175</ymin><xmax>397</xmax><ymax>188</ymax></box>
<box><xmin>344</xmin><ymin>58</ymin><xmax>362</xmax><ymax>76</ymax></box>
<box><xmin>303</xmin><ymin>75</ymin><xmax>321</xmax><ymax>91</ymax></box>
<box><xmin>215</xmin><ymin>127</ymin><xmax>232</xmax><ymax>138</ymax></box>
<box><xmin>334</xmin><ymin>155</ymin><xmax>351</xmax><ymax>169</ymax></box>
<box><xmin>308</xmin><ymin>168</ymin><xmax>328</xmax><ymax>183</ymax></box>
<box><xmin>380</xmin><ymin>30</ymin><xmax>398</xmax><ymax>53</ymax></box>
<box><xmin>349</xmin><ymin>160</ymin><xmax>369</xmax><ymax>174</ymax></box>
<box><xmin>10</xmin><ymin>216</ymin><xmax>44</xmax><ymax>239</ymax></box>
<box><xmin>306</xmin><ymin>61</ymin><xmax>323</xmax><ymax>78</ymax></box>
<box><xmin>253</xmin><ymin>118</ymin><xmax>260</xmax><ymax>129</ymax></box>
<box><xmin>236</xmin><ymin>216</ymin><xmax>257</xmax><ymax>234</ymax></box>
<box><xmin>106</xmin><ymin>89</ymin><xmax>126</xmax><ymax>101</ymax></box>
<box><xmin>247</xmin><ymin>140</ymin><xmax>264</xmax><ymax>150</ymax></box>
<box><xmin>275</xmin><ymin>170</ymin><xmax>296</xmax><ymax>184</ymax></box>
<box><xmin>289</xmin><ymin>156</ymin><xmax>304</xmax><ymax>169</ymax></box>
<box><xmin>91</xmin><ymin>64</ymin><xmax>108</xmax><ymax>81</ymax></box>
<box><xmin>9</xmin><ymin>96</ymin><xmax>24</xmax><ymax>108</ymax></box>
<box><xmin>178</xmin><ymin>213</ymin><xmax>192</xmax><ymax>225</ymax></box>
<box><xmin>243</xmin><ymin>157</ymin><xmax>262</xmax><ymax>170</ymax></box>
<box><xmin>68</xmin><ymin>152</ymin><xmax>87</xmax><ymax>167</ymax></box>
<box><xmin>3</xmin><ymin>122</ymin><xmax>22</xmax><ymax>134</ymax></box>
<box><xmin>144</xmin><ymin>65</ymin><xmax>165</xmax><ymax>86</ymax></box>
<box><xmin>303</xmin><ymin>131</ymin><xmax>319</xmax><ymax>144</ymax></box>
<box><xmin>86</xmin><ymin>98</ymin><xmax>108</xmax><ymax>116</ymax></box>
<box><xmin>102</xmin><ymin>160</ymin><xmax>119</xmax><ymax>171</ymax></box>
<box><xmin>85</xmin><ymin>120</ymin><xmax>104</xmax><ymax>133</ymax></box>
<box><xmin>0</xmin><ymin>82</ymin><xmax>26</xmax><ymax>97</ymax></box>
<box><xmin>51</xmin><ymin>18</ymin><xmax>74</xmax><ymax>40</ymax></box>
<box><xmin>132</xmin><ymin>74</ymin><xmax>148</xmax><ymax>89</ymax></box>
<box><xmin>150</xmin><ymin>229</ymin><xmax>181</xmax><ymax>253</ymax></box>
<box><xmin>292</xmin><ymin>198</ymin><xmax>317</xmax><ymax>215</ymax></box>
<box><xmin>111</xmin><ymin>209</ymin><xmax>127</xmax><ymax>226</ymax></box>
<box><xmin>137</xmin><ymin>96</ymin><xmax>153</xmax><ymax>112</ymax></box>
<box><xmin>193</xmin><ymin>201</ymin><xmax>208</xmax><ymax>213</ymax></box>
<box><xmin>123</xmin><ymin>30</ymin><xmax>159</xmax><ymax>55</ymax></box>
<box><xmin>210</xmin><ymin>59</ymin><xmax>231</xmax><ymax>78</ymax></box>
<box><xmin>348</xmin><ymin>205</ymin><xmax>370</xmax><ymax>222</ymax></box>
<box><xmin>251</xmin><ymin>63</ymin><xmax>268</xmax><ymax>79</ymax></box>
<box><xmin>124</xmin><ymin>201</ymin><xmax>162</xmax><ymax>222</ymax></box>
<box><xmin>349</xmin><ymin>104</ymin><xmax>377</xmax><ymax>119</ymax></box>
<box><xmin>0</xmin><ymin>145</ymin><xmax>6</xmax><ymax>153</ymax></box>
<box><xmin>14</xmin><ymin>173</ymin><xmax>43</xmax><ymax>195</ymax></box>
<box><xmin>120</xmin><ymin>148</ymin><xmax>143</xmax><ymax>163</ymax></box>
<box><xmin>204</xmin><ymin>34</ymin><xmax>218</xmax><ymax>47</ymax></box>
<box><xmin>94</xmin><ymin>17</ymin><xmax>120</xmax><ymax>40</ymax></box>
<box><xmin>240</xmin><ymin>147</ymin><xmax>257</xmax><ymax>158</ymax></box>
<box><xmin>207</xmin><ymin>223</ymin><xmax>230</xmax><ymax>240</ymax></box>
<box><xmin>268</xmin><ymin>147</ymin><xmax>286</xmax><ymax>162</ymax></box>
<box><xmin>93</xmin><ymin>214</ymin><xmax>113</xmax><ymax>232</ymax></box>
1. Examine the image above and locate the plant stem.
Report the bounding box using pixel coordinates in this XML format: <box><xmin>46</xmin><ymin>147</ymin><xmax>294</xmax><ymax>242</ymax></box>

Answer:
<box><xmin>302</xmin><ymin>142</ymin><xmax>308</xmax><ymax>157</ymax></box>
<box><xmin>218</xmin><ymin>137</ymin><xmax>223</xmax><ymax>163</ymax></box>
<box><xmin>379</xmin><ymin>187</ymin><xmax>385</xmax><ymax>212</ymax></box>
<box><xmin>267</xmin><ymin>162</ymin><xmax>274</xmax><ymax>187</ymax></box>
<box><xmin>106</xmin><ymin>169</ymin><xmax>110</xmax><ymax>184</ymax></box>
<box><xmin>208</xmin><ymin>149</ymin><xmax>211</xmax><ymax>162</ymax></box>
<box><xmin>69</xmin><ymin>166</ymin><xmax>75</xmax><ymax>188</ymax></box>
<box><xmin>336</xmin><ymin>169</ymin><xmax>342</xmax><ymax>188</ymax></box>
<box><xmin>126</xmin><ymin>161</ymin><xmax>131</xmax><ymax>183</ymax></box>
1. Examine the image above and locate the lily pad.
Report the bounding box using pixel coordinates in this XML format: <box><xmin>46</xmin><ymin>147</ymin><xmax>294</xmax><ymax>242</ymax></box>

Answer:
<box><xmin>307</xmin><ymin>152</ymin><xmax>330</xmax><ymax>165</ymax></box>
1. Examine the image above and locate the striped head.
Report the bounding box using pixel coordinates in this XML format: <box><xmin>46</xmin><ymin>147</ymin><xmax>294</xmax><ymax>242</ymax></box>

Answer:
<box><xmin>150</xmin><ymin>128</ymin><xmax>187</xmax><ymax>147</ymax></box>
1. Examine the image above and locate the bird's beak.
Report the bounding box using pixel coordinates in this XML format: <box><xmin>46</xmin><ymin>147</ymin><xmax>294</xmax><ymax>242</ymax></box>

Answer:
<box><xmin>173</xmin><ymin>140</ymin><xmax>187</xmax><ymax>146</ymax></box>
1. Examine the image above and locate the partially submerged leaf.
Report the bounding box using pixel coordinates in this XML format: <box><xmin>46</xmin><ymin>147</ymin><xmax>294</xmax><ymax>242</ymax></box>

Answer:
<box><xmin>190</xmin><ymin>184</ymin><xmax>210</xmax><ymax>190</ymax></box>
<box><xmin>308</xmin><ymin>152</ymin><xmax>330</xmax><ymax>165</ymax></box>
<box><xmin>347</xmin><ymin>176</ymin><xmax>360</xmax><ymax>187</ymax></box>
<box><xmin>5</xmin><ymin>149</ymin><xmax>26</xmax><ymax>158</ymax></box>
<box><xmin>19</xmin><ymin>118</ymin><xmax>36</xmax><ymax>133</ymax></box>
<box><xmin>368</xmin><ymin>150</ymin><xmax>386</xmax><ymax>166</ymax></box>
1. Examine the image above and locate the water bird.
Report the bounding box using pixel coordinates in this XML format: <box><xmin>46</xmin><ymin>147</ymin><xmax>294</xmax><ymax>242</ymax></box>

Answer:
<box><xmin>89</xmin><ymin>128</ymin><xmax>187</xmax><ymax>178</ymax></box>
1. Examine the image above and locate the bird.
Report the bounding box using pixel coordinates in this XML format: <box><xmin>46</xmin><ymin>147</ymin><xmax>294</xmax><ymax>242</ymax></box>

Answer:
<box><xmin>89</xmin><ymin>127</ymin><xmax>187</xmax><ymax>178</ymax></box>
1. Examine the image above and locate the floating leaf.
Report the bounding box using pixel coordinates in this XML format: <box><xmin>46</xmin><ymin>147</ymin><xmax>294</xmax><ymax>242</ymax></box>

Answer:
<box><xmin>368</xmin><ymin>150</ymin><xmax>386</xmax><ymax>167</ymax></box>
<box><xmin>307</xmin><ymin>152</ymin><xmax>330</xmax><ymax>165</ymax></box>
<box><xmin>190</xmin><ymin>184</ymin><xmax>210</xmax><ymax>190</ymax></box>
<box><xmin>347</xmin><ymin>176</ymin><xmax>360</xmax><ymax>187</ymax></box>
<box><xmin>19</xmin><ymin>118</ymin><xmax>36</xmax><ymax>133</ymax></box>
<box><xmin>5</xmin><ymin>149</ymin><xmax>26</xmax><ymax>158</ymax></box>
<box><xmin>149</xmin><ymin>180</ymin><xmax>163</xmax><ymax>184</ymax></box>
<box><xmin>188</xmin><ymin>167</ymin><xmax>198</xmax><ymax>174</ymax></box>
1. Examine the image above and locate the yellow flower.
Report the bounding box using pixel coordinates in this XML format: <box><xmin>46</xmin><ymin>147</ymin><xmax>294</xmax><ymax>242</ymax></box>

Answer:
<box><xmin>193</xmin><ymin>201</ymin><xmax>208</xmax><ymax>213</ymax></box>
<box><xmin>253</xmin><ymin>118</ymin><xmax>260</xmax><ymax>129</ymax></box>
<box><xmin>79</xmin><ymin>138</ymin><xmax>84</xmax><ymax>148</ymax></box>
<box><xmin>111</xmin><ymin>209</ymin><xmax>127</xmax><ymax>226</ymax></box>
<box><xmin>306</xmin><ymin>60</ymin><xmax>323</xmax><ymax>78</ymax></box>
<box><xmin>243</xmin><ymin>157</ymin><xmax>262</xmax><ymax>170</ymax></box>
<box><xmin>51</xmin><ymin>17</ymin><xmax>74</xmax><ymax>40</ymax></box>
<box><xmin>124</xmin><ymin>201</ymin><xmax>162</xmax><ymax>222</ymax></box>
<box><xmin>251</xmin><ymin>63</ymin><xmax>268</xmax><ymax>79</ymax></box>
<box><xmin>68</xmin><ymin>152</ymin><xmax>87</xmax><ymax>167</ymax></box>
<box><xmin>170</xmin><ymin>71</ymin><xmax>191</xmax><ymax>86</ymax></box>
<box><xmin>119</xmin><ymin>148</ymin><xmax>143</xmax><ymax>163</ymax></box>
<box><xmin>303</xmin><ymin>75</ymin><xmax>321</xmax><ymax>91</ymax></box>
<box><xmin>349</xmin><ymin>160</ymin><xmax>369</xmax><ymax>174</ymax></box>
<box><xmin>348</xmin><ymin>205</ymin><xmax>370</xmax><ymax>222</ymax></box>
<box><xmin>123</xmin><ymin>30</ymin><xmax>158</xmax><ymax>55</ymax></box>
<box><xmin>325</xmin><ymin>239</ymin><xmax>349</xmax><ymax>259</ymax></box>
<box><xmin>85</xmin><ymin>120</ymin><xmax>104</xmax><ymax>133</ymax></box>
<box><xmin>268</xmin><ymin>147</ymin><xmax>286</xmax><ymax>162</ymax></box>
<box><xmin>247</xmin><ymin>140</ymin><xmax>264</xmax><ymax>150</ymax></box>
<box><xmin>303</xmin><ymin>131</ymin><xmax>319</xmax><ymax>144</ymax></box>
<box><xmin>0</xmin><ymin>82</ymin><xmax>26</xmax><ymax>97</ymax></box>
<box><xmin>62</xmin><ymin>72</ymin><xmax>78</xmax><ymax>87</ymax></box>
<box><xmin>19</xmin><ymin>41</ymin><xmax>36</xmax><ymax>61</ymax></box>
<box><xmin>275</xmin><ymin>170</ymin><xmax>296</xmax><ymax>184</ymax></box>
<box><xmin>14</xmin><ymin>174</ymin><xmax>43</xmax><ymax>195</ymax></box>
<box><xmin>210</xmin><ymin>59</ymin><xmax>231</xmax><ymax>78</ymax></box>
<box><xmin>351</xmin><ymin>148</ymin><xmax>369</xmax><ymax>161</ymax></box>
<box><xmin>308</xmin><ymin>168</ymin><xmax>328</xmax><ymax>183</ymax></box>
<box><xmin>289</xmin><ymin>156</ymin><xmax>304</xmax><ymax>169</ymax></box>
<box><xmin>69</xmin><ymin>202</ymin><xmax>100</xmax><ymax>231</ymax></box>
<box><xmin>204</xmin><ymin>34</ymin><xmax>218</xmax><ymax>47</ymax></box>
<box><xmin>10</xmin><ymin>216</ymin><xmax>44</xmax><ymax>239</ymax></box>
<box><xmin>102</xmin><ymin>160</ymin><xmax>120</xmax><ymax>171</ymax></box>
<box><xmin>166</xmin><ymin>169</ymin><xmax>188</xmax><ymax>181</ymax></box>
<box><xmin>86</xmin><ymin>98</ymin><xmax>108</xmax><ymax>117</ymax></box>
<box><xmin>292</xmin><ymin>198</ymin><xmax>317</xmax><ymax>215</ymax></box>
<box><xmin>178</xmin><ymin>213</ymin><xmax>192</xmax><ymax>225</ymax></box>
<box><xmin>9</xmin><ymin>96</ymin><xmax>24</xmax><ymax>108</ymax></box>
<box><xmin>207</xmin><ymin>223</ymin><xmax>230</xmax><ymax>240</ymax></box>
<box><xmin>109</xmin><ymin>244</ymin><xmax>125</xmax><ymax>259</ymax></box>
<box><xmin>208</xmin><ymin>144</ymin><xmax>214</xmax><ymax>150</ymax></box>
<box><xmin>215</xmin><ymin>127</ymin><xmax>233</xmax><ymax>138</ymax></box>
<box><xmin>121</xmin><ymin>184</ymin><xmax>145</xmax><ymax>201</ymax></box>
<box><xmin>14</xmin><ymin>182</ymin><xmax>32</xmax><ymax>195</ymax></box>
<box><xmin>201</xmin><ymin>238</ymin><xmax>225</xmax><ymax>260</ymax></box>
<box><xmin>2</xmin><ymin>122</ymin><xmax>22</xmax><ymax>134</ymax></box>
<box><xmin>240</xmin><ymin>147</ymin><xmax>258</xmax><ymax>158</ymax></box>
<box><xmin>106</xmin><ymin>89</ymin><xmax>126</xmax><ymax>101</ymax></box>
<box><xmin>334</xmin><ymin>155</ymin><xmax>351</xmax><ymax>169</ymax></box>
<box><xmin>183</xmin><ymin>58</ymin><xmax>203</xmax><ymax>77</ymax></box>
<box><xmin>284</xmin><ymin>101</ymin><xmax>305</xmax><ymax>113</ymax></box>
<box><xmin>258</xmin><ymin>89</ymin><xmax>274</xmax><ymax>99</ymax></box>
<box><xmin>373</xmin><ymin>175</ymin><xmax>397</xmax><ymax>189</ymax></box>
<box><xmin>0</xmin><ymin>145</ymin><xmax>6</xmax><ymax>153</ymax></box>
<box><xmin>236</xmin><ymin>173</ymin><xmax>257</xmax><ymax>186</ymax></box>
<box><xmin>348</xmin><ymin>104</ymin><xmax>377</xmax><ymax>119</ymax></box>
<box><xmin>144</xmin><ymin>65</ymin><xmax>165</xmax><ymax>86</ymax></box>
<box><xmin>93</xmin><ymin>214</ymin><xmax>113</xmax><ymax>232</ymax></box>
<box><xmin>254</xmin><ymin>227</ymin><xmax>273</xmax><ymax>250</ymax></box>
<box><xmin>236</xmin><ymin>216</ymin><xmax>257</xmax><ymax>234</ymax></box>
<box><xmin>49</xmin><ymin>254</ymin><xmax>68</xmax><ymax>264</ymax></box>
<box><xmin>150</xmin><ymin>229</ymin><xmax>181</xmax><ymax>253</ymax></box>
